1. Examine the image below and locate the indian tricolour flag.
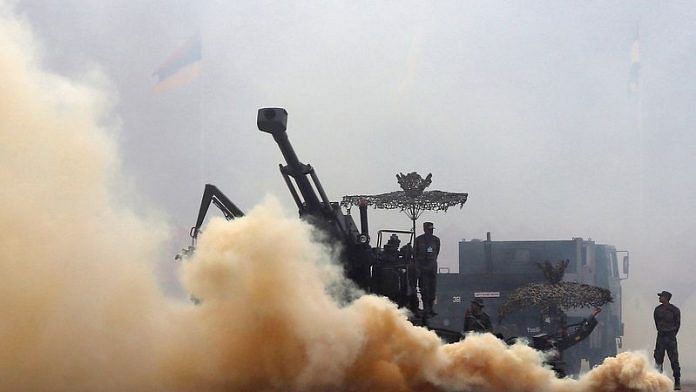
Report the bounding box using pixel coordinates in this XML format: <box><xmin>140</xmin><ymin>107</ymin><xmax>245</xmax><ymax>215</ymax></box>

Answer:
<box><xmin>152</xmin><ymin>33</ymin><xmax>202</xmax><ymax>93</ymax></box>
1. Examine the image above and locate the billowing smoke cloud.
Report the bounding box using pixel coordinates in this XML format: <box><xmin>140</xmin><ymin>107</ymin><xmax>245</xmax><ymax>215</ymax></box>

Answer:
<box><xmin>0</xmin><ymin>4</ymin><xmax>171</xmax><ymax>390</ymax></box>
<box><xmin>171</xmin><ymin>204</ymin><xmax>671</xmax><ymax>392</ymax></box>
<box><xmin>0</xmin><ymin>4</ymin><xmax>675</xmax><ymax>391</ymax></box>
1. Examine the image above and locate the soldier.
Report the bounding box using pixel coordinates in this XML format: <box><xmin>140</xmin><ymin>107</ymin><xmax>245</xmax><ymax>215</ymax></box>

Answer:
<box><xmin>382</xmin><ymin>234</ymin><xmax>401</xmax><ymax>263</ymax></box>
<box><xmin>414</xmin><ymin>221</ymin><xmax>440</xmax><ymax>316</ymax></box>
<box><xmin>463</xmin><ymin>297</ymin><xmax>493</xmax><ymax>333</ymax></box>
<box><xmin>400</xmin><ymin>242</ymin><xmax>420</xmax><ymax>314</ymax></box>
<box><xmin>654</xmin><ymin>290</ymin><xmax>681</xmax><ymax>390</ymax></box>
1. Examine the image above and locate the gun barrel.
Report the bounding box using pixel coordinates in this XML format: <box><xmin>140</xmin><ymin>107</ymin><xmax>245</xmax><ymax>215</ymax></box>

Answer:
<box><xmin>257</xmin><ymin>108</ymin><xmax>323</xmax><ymax>211</ymax></box>
<box><xmin>270</xmin><ymin>129</ymin><xmax>305</xmax><ymax>174</ymax></box>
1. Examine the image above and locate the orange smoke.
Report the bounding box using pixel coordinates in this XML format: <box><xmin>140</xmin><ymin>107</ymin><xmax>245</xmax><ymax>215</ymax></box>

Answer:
<box><xmin>0</xmin><ymin>3</ymin><xmax>673</xmax><ymax>391</ymax></box>
<box><xmin>0</xmin><ymin>5</ymin><xmax>175</xmax><ymax>392</ymax></box>
<box><xmin>170</xmin><ymin>203</ymin><xmax>673</xmax><ymax>392</ymax></box>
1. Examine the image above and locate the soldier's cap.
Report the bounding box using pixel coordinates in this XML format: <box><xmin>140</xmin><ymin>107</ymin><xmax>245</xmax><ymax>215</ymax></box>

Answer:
<box><xmin>657</xmin><ymin>291</ymin><xmax>672</xmax><ymax>299</ymax></box>
<box><xmin>471</xmin><ymin>297</ymin><xmax>484</xmax><ymax>306</ymax></box>
<box><xmin>423</xmin><ymin>221</ymin><xmax>434</xmax><ymax>228</ymax></box>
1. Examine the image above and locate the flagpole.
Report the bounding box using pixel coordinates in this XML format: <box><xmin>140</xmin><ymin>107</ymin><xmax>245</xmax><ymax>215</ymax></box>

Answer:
<box><xmin>638</xmin><ymin>68</ymin><xmax>643</xmax><ymax>222</ymax></box>
<box><xmin>634</xmin><ymin>25</ymin><xmax>644</xmax><ymax>240</ymax></box>
<box><xmin>198</xmin><ymin>33</ymin><xmax>205</xmax><ymax>190</ymax></box>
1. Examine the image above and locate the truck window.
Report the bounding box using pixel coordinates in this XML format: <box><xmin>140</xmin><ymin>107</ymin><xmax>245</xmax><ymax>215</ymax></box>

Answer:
<box><xmin>594</xmin><ymin>247</ymin><xmax>611</xmax><ymax>287</ymax></box>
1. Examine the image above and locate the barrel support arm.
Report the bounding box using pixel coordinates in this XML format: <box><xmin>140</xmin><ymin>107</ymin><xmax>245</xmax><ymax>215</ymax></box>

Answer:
<box><xmin>191</xmin><ymin>184</ymin><xmax>245</xmax><ymax>239</ymax></box>
<box><xmin>175</xmin><ymin>184</ymin><xmax>245</xmax><ymax>261</ymax></box>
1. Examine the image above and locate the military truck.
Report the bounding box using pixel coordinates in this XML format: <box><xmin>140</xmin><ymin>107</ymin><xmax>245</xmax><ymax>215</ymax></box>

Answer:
<box><xmin>430</xmin><ymin>233</ymin><xmax>629</xmax><ymax>374</ymax></box>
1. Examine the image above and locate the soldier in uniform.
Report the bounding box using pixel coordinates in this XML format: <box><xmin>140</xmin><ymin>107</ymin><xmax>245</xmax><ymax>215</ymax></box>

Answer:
<box><xmin>382</xmin><ymin>234</ymin><xmax>401</xmax><ymax>263</ymax></box>
<box><xmin>414</xmin><ymin>221</ymin><xmax>440</xmax><ymax>316</ymax></box>
<box><xmin>463</xmin><ymin>297</ymin><xmax>493</xmax><ymax>333</ymax></box>
<box><xmin>400</xmin><ymin>242</ymin><xmax>420</xmax><ymax>314</ymax></box>
<box><xmin>654</xmin><ymin>290</ymin><xmax>681</xmax><ymax>390</ymax></box>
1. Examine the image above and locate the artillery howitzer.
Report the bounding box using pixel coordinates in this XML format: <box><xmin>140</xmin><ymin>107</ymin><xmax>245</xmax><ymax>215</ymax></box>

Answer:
<box><xmin>180</xmin><ymin>108</ymin><xmax>434</xmax><ymax>320</ymax></box>
<box><xmin>255</xmin><ymin>108</ymin><xmax>374</xmax><ymax>290</ymax></box>
<box><xmin>176</xmin><ymin>109</ymin><xmax>600</xmax><ymax>376</ymax></box>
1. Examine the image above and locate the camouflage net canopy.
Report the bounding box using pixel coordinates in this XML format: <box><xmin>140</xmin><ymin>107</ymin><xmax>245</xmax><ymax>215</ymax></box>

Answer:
<box><xmin>342</xmin><ymin>190</ymin><xmax>469</xmax><ymax>212</ymax></box>
<box><xmin>498</xmin><ymin>282</ymin><xmax>613</xmax><ymax>318</ymax></box>
<box><xmin>498</xmin><ymin>260</ymin><xmax>613</xmax><ymax>319</ymax></box>
<box><xmin>341</xmin><ymin>172</ymin><xmax>468</xmax><ymax>220</ymax></box>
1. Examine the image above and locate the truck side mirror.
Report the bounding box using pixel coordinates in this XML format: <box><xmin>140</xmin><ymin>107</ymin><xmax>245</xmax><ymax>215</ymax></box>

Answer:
<box><xmin>622</xmin><ymin>255</ymin><xmax>629</xmax><ymax>276</ymax></box>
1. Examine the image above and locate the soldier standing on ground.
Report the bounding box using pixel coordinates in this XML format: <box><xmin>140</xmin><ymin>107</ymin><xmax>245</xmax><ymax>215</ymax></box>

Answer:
<box><xmin>414</xmin><ymin>221</ymin><xmax>440</xmax><ymax>317</ymax></box>
<box><xmin>654</xmin><ymin>290</ymin><xmax>681</xmax><ymax>390</ymax></box>
<box><xmin>463</xmin><ymin>297</ymin><xmax>493</xmax><ymax>333</ymax></box>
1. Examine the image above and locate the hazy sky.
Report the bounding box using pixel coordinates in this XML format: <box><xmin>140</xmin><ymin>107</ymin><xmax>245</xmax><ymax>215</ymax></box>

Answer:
<box><xmin>12</xmin><ymin>0</ymin><xmax>696</xmax><ymax>357</ymax></box>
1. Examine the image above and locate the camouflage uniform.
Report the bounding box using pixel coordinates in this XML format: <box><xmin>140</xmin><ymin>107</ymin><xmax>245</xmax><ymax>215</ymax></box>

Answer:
<box><xmin>463</xmin><ymin>299</ymin><xmax>492</xmax><ymax>333</ymax></box>
<box><xmin>654</xmin><ymin>296</ymin><xmax>681</xmax><ymax>381</ymax></box>
<box><xmin>414</xmin><ymin>229</ymin><xmax>440</xmax><ymax>315</ymax></box>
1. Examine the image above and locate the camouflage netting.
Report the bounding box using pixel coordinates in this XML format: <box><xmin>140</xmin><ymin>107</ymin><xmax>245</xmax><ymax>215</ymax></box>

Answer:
<box><xmin>341</xmin><ymin>172</ymin><xmax>468</xmax><ymax>217</ymax></box>
<box><xmin>498</xmin><ymin>282</ymin><xmax>613</xmax><ymax>318</ymax></box>
<box><xmin>341</xmin><ymin>190</ymin><xmax>469</xmax><ymax>212</ymax></box>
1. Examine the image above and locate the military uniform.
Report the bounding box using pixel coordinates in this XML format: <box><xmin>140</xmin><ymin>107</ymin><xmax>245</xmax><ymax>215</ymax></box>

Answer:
<box><xmin>414</xmin><ymin>223</ymin><xmax>440</xmax><ymax>315</ymax></box>
<box><xmin>399</xmin><ymin>243</ymin><xmax>420</xmax><ymax>313</ymax></box>
<box><xmin>463</xmin><ymin>298</ymin><xmax>492</xmax><ymax>333</ymax></box>
<box><xmin>654</xmin><ymin>291</ymin><xmax>681</xmax><ymax>388</ymax></box>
